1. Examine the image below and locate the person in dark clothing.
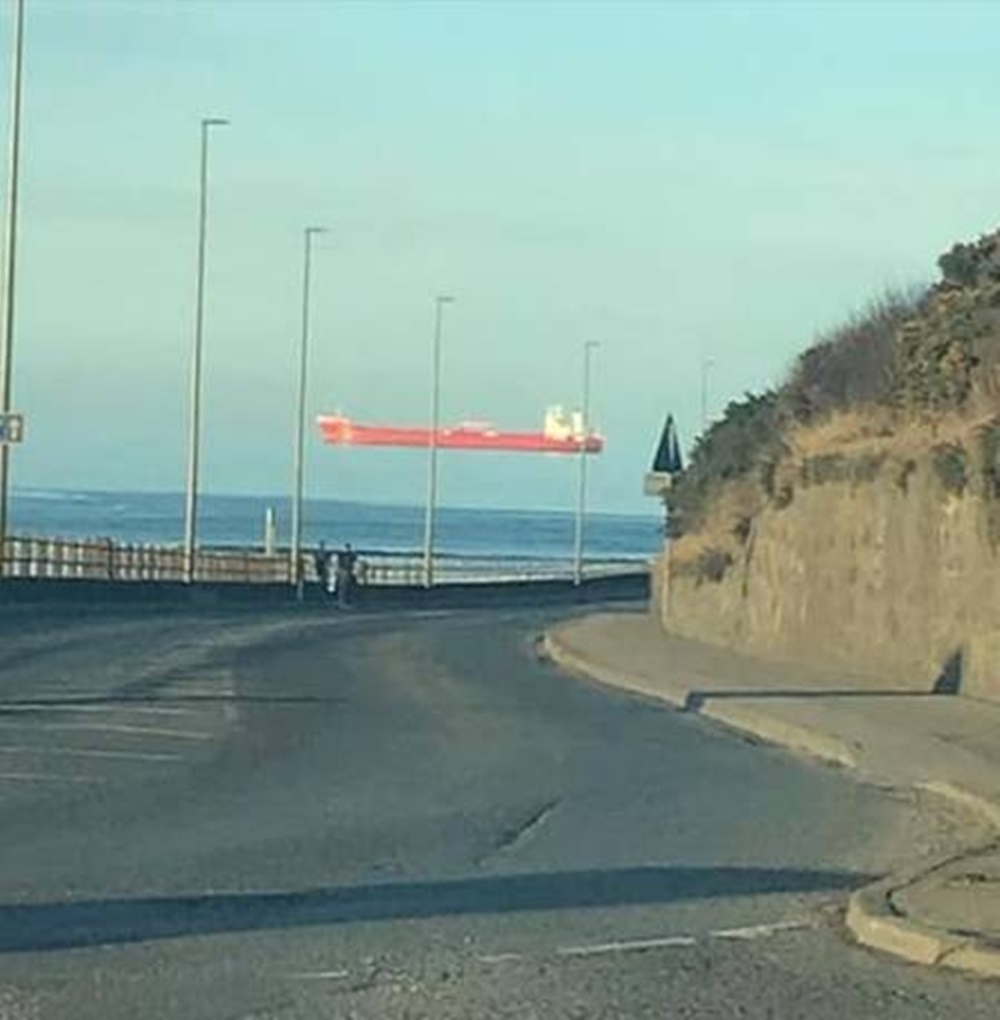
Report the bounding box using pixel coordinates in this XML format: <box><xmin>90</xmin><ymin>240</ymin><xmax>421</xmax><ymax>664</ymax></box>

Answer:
<box><xmin>313</xmin><ymin>541</ymin><xmax>332</xmax><ymax>594</ymax></box>
<box><xmin>334</xmin><ymin>543</ymin><xmax>358</xmax><ymax>607</ymax></box>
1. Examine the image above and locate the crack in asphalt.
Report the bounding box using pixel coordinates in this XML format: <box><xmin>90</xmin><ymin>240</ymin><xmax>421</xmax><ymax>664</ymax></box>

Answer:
<box><xmin>482</xmin><ymin>798</ymin><xmax>561</xmax><ymax>864</ymax></box>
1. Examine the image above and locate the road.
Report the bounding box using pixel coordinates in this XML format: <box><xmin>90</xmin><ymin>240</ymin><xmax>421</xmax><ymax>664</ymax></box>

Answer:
<box><xmin>0</xmin><ymin>604</ymin><xmax>995</xmax><ymax>1018</ymax></box>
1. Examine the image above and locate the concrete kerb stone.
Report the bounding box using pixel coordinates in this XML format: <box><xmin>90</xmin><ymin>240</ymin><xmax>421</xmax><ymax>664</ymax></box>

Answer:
<box><xmin>542</xmin><ymin>619</ymin><xmax>1000</xmax><ymax>979</ymax></box>
<box><xmin>940</xmin><ymin>942</ymin><xmax>1000</xmax><ymax>979</ymax></box>
<box><xmin>918</xmin><ymin>780</ymin><xmax>1000</xmax><ymax>831</ymax></box>
<box><xmin>846</xmin><ymin>877</ymin><xmax>968</xmax><ymax>967</ymax></box>
<box><xmin>844</xmin><ymin>780</ymin><xmax>1000</xmax><ymax>979</ymax></box>
<box><xmin>698</xmin><ymin>699</ymin><xmax>858</xmax><ymax>770</ymax></box>
<box><xmin>541</xmin><ymin>626</ymin><xmax>857</xmax><ymax>767</ymax></box>
<box><xmin>539</xmin><ymin>630</ymin><xmax>690</xmax><ymax>710</ymax></box>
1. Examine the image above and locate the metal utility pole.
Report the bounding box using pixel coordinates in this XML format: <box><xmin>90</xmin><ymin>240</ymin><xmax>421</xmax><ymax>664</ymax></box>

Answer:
<box><xmin>700</xmin><ymin>356</ymin><xmax>714</xmax><ymax>433</ymax></box>
<box><xmin>422</xmin><ymin>294</ymin><xmax>454</xmax><ymax>588</ymax></box>
<box><xmin>0</xmin><ymin>0</ymin><xmax>26</xmax><ymax>577</ymax></box>
<box><xmin>290</xmin><ymin>225</ymin><xmax>326</xmax><ymax>595</ymax></box>
<box><xmin>182</xmin><ymin>116</ymin><xmax>228</xmax><ymax>584</ymax></box>
<box><xmin>573</xmin><ymin>340</ymin><xmax>599</xmax><ymax>587</ymax></box>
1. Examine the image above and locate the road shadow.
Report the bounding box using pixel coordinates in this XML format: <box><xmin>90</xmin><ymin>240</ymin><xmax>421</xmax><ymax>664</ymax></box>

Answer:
<box><xmin>0</xmin><ymin>864</ymin><xmax>867</xmax><ymax>953</ymax></box>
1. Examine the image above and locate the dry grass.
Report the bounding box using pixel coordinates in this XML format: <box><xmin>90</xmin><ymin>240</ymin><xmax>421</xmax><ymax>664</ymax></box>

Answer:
<box><xmin>785</xmin><ymin>405</ymin><xmax>999</xmax><ymax>464</ymax></box>
<box><xmin>673</xmin><ymin>404</ymin><xmax>1000</xmax><ymax>567</ymax></box>
<box><xmin>670</xmin><ymin>476</ymin><xmax>761</xmax><ymax>568</ymax></box>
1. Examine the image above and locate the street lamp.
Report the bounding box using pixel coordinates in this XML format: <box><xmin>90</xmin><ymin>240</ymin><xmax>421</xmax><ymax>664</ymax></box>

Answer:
<box><xmin>422</xmin><ymin>294</ymin><xmax>455</xmax><ymax>588</ymax></box>
<box><xmin>290</xmin><ymin>225</ymin><xmax>326</xmax><ymax>595</ymax></box>
<box><xmin>701</xmin><ymin>355</ymin><xmax>714</xmax><ymax>433</ymax></box>
<box><xmin>0</xmin><ymin>0</ymin><xmax>26</xmax><ymax>578</ymax></box>
<box><xmin>183</xmin><ymin>116</ymin><xmax>229</xmax><ymax>584</ymax></box>
<box><xmin>573</xmin><ymin>340</ymin><xmax>599</xmax><ymax>587</ymax></box>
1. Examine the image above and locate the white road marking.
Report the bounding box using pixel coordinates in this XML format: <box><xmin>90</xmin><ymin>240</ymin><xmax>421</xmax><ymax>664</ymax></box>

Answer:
<box><xmin>0</xmin><ymin>770</ymin><xmax>104</xmax><ymax>784</ymax></box>
<box><xmin>289</xmin><ymin>970</ymin><xmax>350</xmax><ymax>981</ymax></box>
<box><xmin>557</xmin><ymin>935</ymin><xmax>698</xmax><ymax>958</ymax></box>
<box><xmin>162</xmin><ymin>689</ymin><xmax>228</xmax><ymax>698</ymax></box>
<box><xmin>711</xmin><ymin>920</ymin><xmax>812</xmax><ymax>941</ymax></box>
<box><xmin>478</xmin><ymin>918</ymin><xmax>812</xmax><ymax>966</ymax></box>
<box><xmin>478</xmin><ymin>953</ymin><xmax>525</xmax><ymax>964</ymax></box>
<box><xmin>0</xmin><ymin>704</ymin><xmax>201</xmax><ymax>716</ymax></box>
<box><xmin>0</xmin><ymin>721</ymin><xmax>213</xmax><ymax>739</ymax></box>
<box><xmin>0</xmin><ymin>745</ymin><xmax>181</xmax><ymax>762</ymax></box>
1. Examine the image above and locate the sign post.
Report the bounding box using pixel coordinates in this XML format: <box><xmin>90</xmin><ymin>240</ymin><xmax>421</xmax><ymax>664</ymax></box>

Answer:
<box><xmin>0</xmin><ymin>413</ymin><xmax>24</xmax><ymax>445</ymax></box>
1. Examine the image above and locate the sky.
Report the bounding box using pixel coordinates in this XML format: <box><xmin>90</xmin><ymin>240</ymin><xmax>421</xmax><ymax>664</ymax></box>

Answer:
<box><xmin>1</xmin><ymin>0</ymin><xmax>999</xmax><ymax>514</ymax></box>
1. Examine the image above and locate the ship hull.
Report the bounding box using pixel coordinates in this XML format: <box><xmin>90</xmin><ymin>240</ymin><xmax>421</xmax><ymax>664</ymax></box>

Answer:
<box><xmin>317</xmin><ymin>417</ymin><xmax>603</xmax><ymax>454</ymax></box>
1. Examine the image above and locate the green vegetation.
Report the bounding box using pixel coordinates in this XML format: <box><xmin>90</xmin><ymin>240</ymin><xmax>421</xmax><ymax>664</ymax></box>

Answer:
<box><xmin>673</xmin><ymin>546</ymin><xmax>735</xmax><ymax>584</ymax></box>
<box><xmin>931</xmin><ymin>443</ymin><xmax>967</xmax><ymax>496</ymax></box>
<box><xmin>666</xmin><ymin>391</ymin><xmax>782</xmax><ymax>537</ymax></box>
<box><xmin>668</xmin><ymin>227</ymin><xmax>1000</xmax><ymax>538</ymax></box>
<box><xmin>784</xmin><ymin>289</ymin><xmax>925</xmax><ymax>420</ymax></box>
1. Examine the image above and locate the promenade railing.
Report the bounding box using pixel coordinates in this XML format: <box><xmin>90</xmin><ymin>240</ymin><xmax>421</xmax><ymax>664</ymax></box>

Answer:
<box><xmin>0</xmin><ymin>536</ymin><xmax>647</xmax><ymax>587</ymax></box>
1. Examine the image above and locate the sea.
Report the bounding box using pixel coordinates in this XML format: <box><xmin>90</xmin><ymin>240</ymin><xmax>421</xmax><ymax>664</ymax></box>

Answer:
<box><xmin>9</xmin><ymin>489</ymin><xmax>664</xmax><ymax>566</ymax></box>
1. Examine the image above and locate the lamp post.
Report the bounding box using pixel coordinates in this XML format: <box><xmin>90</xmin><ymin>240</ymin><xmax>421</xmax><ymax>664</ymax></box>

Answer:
<box><xmin>572</xmin><ymin>340</ymin><xmax>599</xmax><ymax>587</ymax></box>
<box><xmin>700</xmin><ymin>355</ymin><xmax>714</xmax><ymax>433</ymax></box>
<box><xmin>183</xmin><ymin>116</ymin><xmax>228</xmax><ymax>585</ymax></box>
<box><xmin>422</xmin><ymin>294</ymin><xmax>454</xmax><ymax>588</ymax></box>
<box><xmin>0</xmin><ymin>0</ymin><xmax>26</xmax><ymax>578</ymax></box>
<box><xmin>290</xmin><ymin>225</ymin><xmax>326</xmax><ymax>596</ymax></box>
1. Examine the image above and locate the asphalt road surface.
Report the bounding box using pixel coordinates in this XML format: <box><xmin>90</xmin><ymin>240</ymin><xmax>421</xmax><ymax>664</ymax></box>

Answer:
<box><xmin>0</xmin><ymin>604</ymin><xmax>996</xmax><ymax>1018</ymax></box>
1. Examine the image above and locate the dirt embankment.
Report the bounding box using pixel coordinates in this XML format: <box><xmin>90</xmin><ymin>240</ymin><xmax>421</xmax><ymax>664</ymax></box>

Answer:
<box><xmin>657</xmin><ymin>228</ymin><xmax>1000</xmax><ymax>699</ymax></box>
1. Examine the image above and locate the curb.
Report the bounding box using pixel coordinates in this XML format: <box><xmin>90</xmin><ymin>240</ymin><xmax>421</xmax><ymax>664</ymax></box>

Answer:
<box><xmin>539</xmin><ymin>631</ymin><xmax>689</xmax><ymax>710</ymax></box>
<box><xmin>542</xmin><ymin>620</ymin><xmax>1000</xmax><ymax>979</ymax></box>
<box><xmin>698</xmin><ymin>699</ymin><xmax>858</xmax><ymax>770</ymax></box>
<box><xmin>917</xmin><ymin>780</ymin><xmax>1000</xmax><ymax>831</ymax></box>
<box><xmin>845</xmin><ymin>867</ymin><xmax>1000</xmax><ymax>979</ymax></box>
<box><xmin>845</xmin><ymin>876</ymin><xmax>967</xmax><ymax>967</ymax></box>
<box><xmin>542</xmin><ymin>628</ymin><xmax>857</xmax><ymax>768</ymax></box>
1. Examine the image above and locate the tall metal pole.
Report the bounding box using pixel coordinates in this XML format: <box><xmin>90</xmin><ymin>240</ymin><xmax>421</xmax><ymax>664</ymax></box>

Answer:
<box><xmin>573</xmin><ymin>341</ymin><xmax>599</xmax><ymax>587</ymax></box>
<box><xmin>0</xmin><ymin>0</ymin><xmax>26</xmax><ymax>578</ymax></box>
<box><xmin>291</xmin><ymin>225</ymin><xmax>326</xmax><ymax>595</ymax></box>
<box><xmin>422</xmin><ymin>294</ymin><xmax>454</xmax><ymax>588</ymax></box>
<box><xmin>183</xmin><ymin>116</ymin><xmax>228</xmax><ymax>584</ymax></box>
<box><xmin>700</xmin><ymin>356</ymin><xmax>713</xmax><ymax>433</ymax></box>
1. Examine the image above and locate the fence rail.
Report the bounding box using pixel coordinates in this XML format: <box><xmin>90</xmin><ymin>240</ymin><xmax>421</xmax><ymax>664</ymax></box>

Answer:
<box><xmin>0</xmin><ymin>535</ymin><xmax>647</xmax><ymax>587</ymax></box>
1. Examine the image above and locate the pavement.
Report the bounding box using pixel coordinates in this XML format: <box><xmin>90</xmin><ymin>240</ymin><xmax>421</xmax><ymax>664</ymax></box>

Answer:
<box><xmin>2</xmin><ymin>605</ymin><xmax>1000</xmax><ymax>1016</ymax></box>
<box><xmin>544</xmin><ymin>609</ymin><xmax>1000</xmax><ymax>979</ymax></box>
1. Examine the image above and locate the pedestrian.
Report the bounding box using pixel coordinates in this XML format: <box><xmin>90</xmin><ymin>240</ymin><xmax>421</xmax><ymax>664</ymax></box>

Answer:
<box><xmin>335</xmin><ymin>542</ymin><xmax>358</xmax><ymax>608</ymax></box>
<box><xmin>313</xmin><ymin>541</ymin><xmax>332</xmax><ymax>595</ymax></box>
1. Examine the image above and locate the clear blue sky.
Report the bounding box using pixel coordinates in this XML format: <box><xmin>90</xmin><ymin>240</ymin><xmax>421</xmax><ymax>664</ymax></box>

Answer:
<box><xmin>1</xmin><ymin>0</ymin><xmax>998</xmax><ymax>513</ymax></box>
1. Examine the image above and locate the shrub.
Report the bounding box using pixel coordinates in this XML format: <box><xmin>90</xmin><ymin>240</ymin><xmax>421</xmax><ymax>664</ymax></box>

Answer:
<box><xmin>938</xmin><ymin>244</ymin><xmax>980</xmax><ymax>288</ymax></box>
<box><xmin>695</xmin><ymin>547</ymin><xmax>733</xmax><ymax>584</ymax></box>
<box><xmin>666</xmin><ymin>391</ymin><xmax>783</xmax><ymax>536</ymax></box>
<box><xmin>851</xmin><ymin>452</ymin><xmax>886</xmax><ymax>485</ymax></box>
<box><xmin>783</xmin><ymin>287</ymin><xmax>927</xmax><ymax>422</ymax></box>
<box><xmin>732</xmin><ymin>516</ymin><xmax>753</xmax><ymax>544</ymax></box>
<box><xmin>932</xmin><ymin>443</ymin><xmax>967</xmax><ymax>496</ymax></box>
<box><xmin>803</xmin><ymin>454</ymin><xmax>849</xmax><ymax>487</ymax></box>
<box><xmin>895</xmin><ymin>459</ymin><xmax>917</xmax><ymax>493</ymax></box>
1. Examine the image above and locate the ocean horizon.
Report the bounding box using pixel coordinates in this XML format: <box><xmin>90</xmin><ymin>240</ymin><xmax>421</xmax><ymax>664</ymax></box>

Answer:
<box><xmin>8</xmin><ymin>488</ymin><xmax>664</xmax><ymax>563</ymax></box>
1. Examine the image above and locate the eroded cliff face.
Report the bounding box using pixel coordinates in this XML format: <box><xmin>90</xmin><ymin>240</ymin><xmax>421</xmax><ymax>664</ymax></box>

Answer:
<box><xmin>655</xmin><ymin>441</ymin><xmax>1000</xmax><ymax>699</ymax></box>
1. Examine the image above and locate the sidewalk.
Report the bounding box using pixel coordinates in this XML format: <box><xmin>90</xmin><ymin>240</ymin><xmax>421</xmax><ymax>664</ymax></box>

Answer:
<box><xmin>544</xmin><ymin>611</ymin><xmax>1000</xmax><ymax>978</ymax></box>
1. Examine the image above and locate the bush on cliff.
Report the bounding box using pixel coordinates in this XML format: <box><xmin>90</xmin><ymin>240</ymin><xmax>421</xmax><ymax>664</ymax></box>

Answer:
<box><xmin>783</xmin><ymin>287</ymin><xmax>926</xmax><ymax>421</ymax></box>
<box><xmin>668</xmin><ymin>225</ymin><xmax>1000</xmax><ymax>551</ymax></box>
<box><xmin>667</xmin><ymin>391</ymin><xmax>782</xmax><ymax>536</ymax></box>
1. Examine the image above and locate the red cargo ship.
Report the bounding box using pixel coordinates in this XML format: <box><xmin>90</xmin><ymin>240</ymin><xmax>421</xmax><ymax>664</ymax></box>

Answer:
<box><xmin>317</xmin><ymin>406</ymin><xmax>603</xmax><ymax>455</ymax></box>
